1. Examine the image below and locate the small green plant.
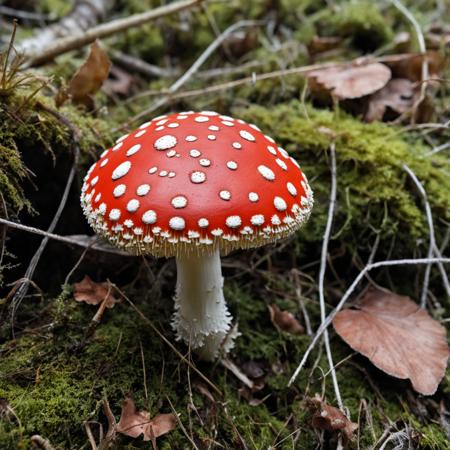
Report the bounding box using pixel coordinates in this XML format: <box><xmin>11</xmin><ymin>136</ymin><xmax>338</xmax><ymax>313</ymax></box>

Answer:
<box><xmin>0</xmin><ymin>21</ymin><xmax>49</xmax><ymax>109</ymax></box>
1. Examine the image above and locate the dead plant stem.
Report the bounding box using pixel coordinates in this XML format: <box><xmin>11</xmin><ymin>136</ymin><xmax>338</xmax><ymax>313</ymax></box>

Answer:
<box><xmin>317</xmin><ymin>143</ymin><xmax>344</xmax><ymax>410</ymax></box>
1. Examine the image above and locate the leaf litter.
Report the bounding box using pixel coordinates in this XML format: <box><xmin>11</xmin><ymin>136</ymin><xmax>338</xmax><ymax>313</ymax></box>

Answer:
<box><xmin>333</xmin><ymin>287</ymin><xmax>450</xmax><ymax>395</ymax></box>
<box><xmin>56</xmin><ymin>40</ymin><xmax>111</xmax><ymax>108</ymax></box>
<box><xmin>116</xmin><ymin>396</ymin><xmax>177</xmax><ymax>442</ymax></box>
<box><xmin>73</xmin><ymin>275</ymin><xmax>118</xmax><ymax>308</ymax></box>
<box><xmin>306</xmin><ymin>394</ymin><xmax>358</xmax><ymax>442</ymax></box>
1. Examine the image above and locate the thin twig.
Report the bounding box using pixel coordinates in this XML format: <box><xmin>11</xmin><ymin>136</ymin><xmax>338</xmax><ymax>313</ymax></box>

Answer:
<box><xmin>124</xmin><ymin>53</ymin><xmax>424</xmax><ymax>110</ymax></box>
<box><xmin>317</xmin><ymin>144</ymin><xmax>344</xmax><ymax>410</ymax></box>
<box><xmin>140</xmin><ymin>340</ymin><xmax>149</xmax><ymax>401</ymax></box>
<box><xmin>9</xmin><ymin>110</ymin><xmax>80</xmax><ymax>333</ymax></box>
<box><xmin>0</xmin><ymin>193</ymin><xmax>8</xmax><ymax>272</ymax></box>
<box><xmin>128</xmin><ymin>19</ymin><xmax>262</xmax><ymax>125</ymax></box>
<box><xmin>64</xmin><ymin>243</ymin><xmax>92</xmax><ymax>286</ymax></box>
<box><xmin>390</xmin><ymin>0</ymin><xmax>429</xmax><ymax>122</ymax></box>
<box><xmin>0</xmin><ymin>5</ymin><xmax>55</xmax><ymax>22</ymax></box>
<box><xmin>30</xmin><ymin>435</ymin><xmax>56</xmax><ymax>450</ymax></box>
<box><xmin>426</xmin><ymin>141</ymin><xmax>450</xmax><ymax>156</ymax></box>
<box><xmin>0</xmin><ymin>218</ymin><xmax>130</xmax><ymax>256</ymax></box>
<box><xmin>84</xmin><ymin>422</ymin><xmax>98</xmax><ymax>450</ymax></box>
<box><xmin>403</xmin><ymin>164</ymin><xmax>450</xmax><ymax>305</ymax></box>
<box><xmin>110</xmin><ymin>50</ymin><xmax>178</xmax><ymax>78</ymax></box>
<box><xmin>22</xmin><ymin>0</ymin><xmax>203</xmax><ymax>67</ymax></box>
<box><xmin>288</xmin><ymin>256</ymin><xmax>450</xmax><ymax>386</ymax></box>
<box><xmin>98</xmin><ymin>398</ymin><xmax>117</xmax><ymax>450</ymax></box>
<box><xmin>291</xmin><ymin>270</ymin><xmax>313</xmax><ymax>336</ymax></box>
<box><xmin>166</xmin><ymin>396</ymin><xmax>201</xmax><ymax>450</ymax></box>
<box><xmin>114</xmin><ymin>284</ymin><xmax>222</xmax><ymax>396</ymax></box>
<box><xmin>125</xmin><ymin>61</ymin><xmax>339</xmax><ymax>108</ymax></box>
<box><xmin>220</xmin><ymin>358</ymin><xmax>254</xmax><ymax>389</ymax></box>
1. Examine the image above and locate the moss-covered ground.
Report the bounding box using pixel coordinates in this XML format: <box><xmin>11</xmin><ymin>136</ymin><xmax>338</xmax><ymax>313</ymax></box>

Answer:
<box><xmin>1</xmin><ymin>0</ymin><xmax>450</xmax><ymax>448</ymax></box>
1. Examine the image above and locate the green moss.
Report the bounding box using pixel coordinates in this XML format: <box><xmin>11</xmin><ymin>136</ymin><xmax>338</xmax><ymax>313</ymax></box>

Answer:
<box><xmin>235</xmin><ymin>102</ymin><xmax>450</xmax><ymax>269</ymax></box>
<box><xmin>37</xmin><ymin>0</ymin><xmax>72</xmax><ymax>17</ymax></box>
<box><xmin>326</xmin><ymin>1</ymin><xmax>393</xmax><ymax>51</ymax></box>
<box><xmin>117</xmin><ymin>25</ymin><xmax>165</xmax><ymax>62</ymax></box>
<box><xmin>0</xmin><ymin>81</ymin><xmax>117</xmax><ymax>219</ymax></box>
<box><xmin>1</xmin><ymin>270</ymin><xmax>449</xmax><ymax>449</ymax></box>
<box><xmin>0</xmin><ymin>143</ymin><xmax>30</xmax><ymax>215</ymax></box>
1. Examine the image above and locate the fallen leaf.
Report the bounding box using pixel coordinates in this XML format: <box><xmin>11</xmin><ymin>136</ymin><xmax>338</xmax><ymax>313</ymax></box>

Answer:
<box><xmin>269</xmin><ymin>304</ymin><xmax>304</xmax><ymax>335</ymax></box>
<box><xmin>57</xmin><ymin>40</ymin><xmax>111</xmax><ymax>108</ymax></box>
<box><xmin>365</xmin><ymin>78</ymin><xmax>418</xmax><ymax>122</ymax></box>
<box><xmin>116</xmin><ymin>397</ymin><xmax>176</xmax><ymax>442</ymax></box>
<box><xmin>73</xmin><ymin>275</ymin><xmax>117</xmax><ymax>308</ymax></box>
<box><xmin>103</xmin><ymin>65</ymin><xmax>135</xmax><ymax>96</ymax></box>
<box><xmin>307</xmin><ymin>395</ymin><xmax>358</xmax><ymax>441</ymax></box>
<box><xmin>333</xmin><ymin>287</ymin><xmax>450</xmax><ymax>395</ymax></box>
<box><xmin>241</xmin><ymin>360</ymin><xmax>266</xmax><ymax>379</ymax></box>
<box><xmin>308</xmin><ymin>62</ymin><xmax>391</xmax><ymax>100</ymax></box>
<box><xmin>308</xmin><ymin>36</ymin><xmax>342</xmax><ymax>55</ymax></box>
<box><xmin>382</xmin><ymin>52</ymin><xmax>445</xmax><ymax>82</ymax></box>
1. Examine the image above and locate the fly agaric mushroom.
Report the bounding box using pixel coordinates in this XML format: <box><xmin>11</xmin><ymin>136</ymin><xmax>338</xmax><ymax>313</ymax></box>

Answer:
<box><xmin>81</xmin><ymin>111</ymin><xmax>313</xmax><ymax>360</ymax></box>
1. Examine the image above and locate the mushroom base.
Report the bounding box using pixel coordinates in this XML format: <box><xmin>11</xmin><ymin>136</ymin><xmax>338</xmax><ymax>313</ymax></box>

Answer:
<box><xmin>172</xmin><ymin>248</ymin><xmax>236</xmax><ymax>360</ymax></box>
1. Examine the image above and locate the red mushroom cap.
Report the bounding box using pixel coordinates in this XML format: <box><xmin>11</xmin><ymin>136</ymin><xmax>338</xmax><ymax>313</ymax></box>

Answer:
<box><xmin>81</xmin><ymin>111</ymin><xmax>313</xmax><ymax>257</ymax></box>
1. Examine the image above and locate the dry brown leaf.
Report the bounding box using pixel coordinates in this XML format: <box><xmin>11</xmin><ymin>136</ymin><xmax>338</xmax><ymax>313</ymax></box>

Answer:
<box><xmin>269</xmin><ymin>304</ymin><xmax>304</xmax><ymax>335</ymax></box>
<box><xmin>308</xmin><ymin>36</ymin><xmax>342</xmax><ymax>54</ymax></box>
<box><xmin>333</xmin><ymin>287</ymin><xmax>450</xmax><ymax>395</ymax></box>
<box><xmin>73</xmin><ymin>275</ymin><xmax>117</xmax><ymax>308</ymax></box>
<box><xmin>307</xmin><ymin>395</ymin><xmax>358</xmax><ymax>441</ymax></box>
<box><xmin>116</xmin><ymin>397</ymin><xmax>176</xmax><ymax>442</ymax></box>
<box><xmin>57</xmin><ymin>40</ymin><xmax>111</xmax><ymax>108</ymax></box>
<box><xmin>103</xmin><ymin>66</ymin><xmax>134</xmax><ymax>96</ymax></box>
<box><xmin>382</xmin><ymin>52</ymin><xmax>445</xmax><ymax>82</ymax></box>
<box><xmin>365</xmin><ymin>78</ymin><xmax>418</xmax><ymax>122</ymax></box>
<box><xmin>308</xmin><ymin>62</ymin><xmax>391</xmax><ymax>99</ymax></box>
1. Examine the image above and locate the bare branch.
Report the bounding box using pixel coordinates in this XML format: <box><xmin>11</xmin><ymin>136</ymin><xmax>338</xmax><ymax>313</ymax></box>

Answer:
<box><xmin>21</xmin><ymin>0</ymin><xmax>203</xmax><ymax>67</ymax></box>
<box><xmin>17</xmin><ymin>0</ymin><xmax>114</xmax><ymax>60</ymax></box>
<box><xmin>0</xmin><ymin>217</ymin><xmax>131</xmax><ymax>256</ymax></box>
<box><xmin>129</xmin><ymin>19</ymin><xmax>262</xmax><ymax>124</ymax></box>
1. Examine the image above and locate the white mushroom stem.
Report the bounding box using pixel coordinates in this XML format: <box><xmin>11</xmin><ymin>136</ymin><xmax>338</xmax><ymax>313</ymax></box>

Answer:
<box><xmin>172</xmin><ymin>248</ymin><xmax>236</xmax><ymax>360</ymax></box>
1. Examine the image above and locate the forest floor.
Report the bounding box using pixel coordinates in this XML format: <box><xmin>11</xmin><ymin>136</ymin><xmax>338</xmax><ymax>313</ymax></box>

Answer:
<box><xmin>0</xmin><ymin>0</ymin><xmax>450</xmax><ymax>449</ymax></box>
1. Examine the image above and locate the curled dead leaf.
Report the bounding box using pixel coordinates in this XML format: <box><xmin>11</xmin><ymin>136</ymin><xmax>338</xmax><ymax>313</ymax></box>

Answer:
<box><xmin>308</xmin><ymin>62</ymin><xmax>391</xmax><ymax>100</ymax></box>
<box><xmin>269</xmin><ymin>304</ymin><xmax>304</xmax><ymax>335</ymax></box>
<box><xmin>73</xmin><ymin>275</ymin><xmax>118</xmax><ymax>308</ymax></box>
<box><xmin>365</xmin><ymin>78</ymin><xmax>418</xmax><ymax>122</ymax></box>
<box><xmin>116</xmin><ymin>397</ymin><xmax>176</xmax><ymax>442</ymax></box>
<box><xmin>307</xmin><ymin>395</ymin><xmax>357</xmax><ymax>441</ymax></box>
<box><xmin>333</xmin><ymin>287</ymin><xmax>450</xmax><ymax>395</ymax></box>
<box><xmin>103</xmin><ymin>66</ymin><xmax>135</xmax><ymax>96</ymax></box>
<box><xmin>382</xmin><ymin>52</ymin><xmax>445</xmax><ymax>82</ymax></box>
<box><xmin>56</xmin><ymin>40</ymin><xmax>111</xmax><ymax>108</ymax></box>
